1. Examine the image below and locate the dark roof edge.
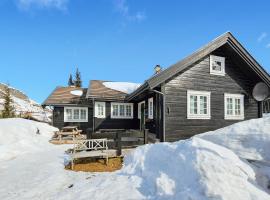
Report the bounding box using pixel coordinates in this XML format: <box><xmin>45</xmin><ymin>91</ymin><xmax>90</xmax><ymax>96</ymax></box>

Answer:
<box><xmin>126</xmin><ymin>82</ymin><xmax>149</xmax><ymax>101</ymax></box>
<box><xmin>42</xmin><ymin>86</ymin><xmax>61</xmax><ymax>106</ymax></box>
<box><xmin>127</xmin><ymin>32</ymin><xmax>270</xmax><ymax>100</ymax></box>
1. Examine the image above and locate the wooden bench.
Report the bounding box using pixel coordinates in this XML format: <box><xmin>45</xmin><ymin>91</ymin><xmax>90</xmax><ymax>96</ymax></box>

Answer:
<box><xmin>70</xmin><ymin>139</ymin><xmax>109</xmax><ymax>169</ymax></box>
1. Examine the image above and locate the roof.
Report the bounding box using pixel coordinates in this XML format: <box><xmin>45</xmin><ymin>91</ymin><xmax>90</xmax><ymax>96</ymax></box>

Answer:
<box><xmin>86</xmin><ymin>80</ymin><xmax>127</xmax><ymax>100</ymax></box>
<box><xmin>127</xmin><ymin>32</ymin><xmax>270</xmax><ymax>100</ymax></box>
<box><xmin>42</xmin><ymin>87</ymin><xmax>87</xmax><ymax>106</ymax></box>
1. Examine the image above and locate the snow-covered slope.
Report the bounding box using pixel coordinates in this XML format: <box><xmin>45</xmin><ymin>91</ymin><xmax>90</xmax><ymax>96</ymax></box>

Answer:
<box><xmin>1</xmin><ymin>117</ymin><xmax>270</xmax><ymax>200</ymax></box>
<box><xmin>0</xmin><ymin>83</ymin><xmax>51</xmax><ymax>122</ymax></box>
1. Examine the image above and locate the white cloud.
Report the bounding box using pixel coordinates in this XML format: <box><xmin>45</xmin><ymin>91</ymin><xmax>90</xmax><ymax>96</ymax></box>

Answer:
<box><xmin>257</xmin><ymin>32</ymin><xmax>267</xmax><ymax>42</ymax></box>
<box><xmin>17</xmin><ymin>0</ymin><xmax>69</xmax><ymax>11</ymax></box>
<box><xmin>266</xmin><ymin>43</ymin><xmax>270</xmax><ymax>48</ymax></box>
<box><xmin>114</xmin><ymin>0</ymin><xmax>146</xmax><ymax>22</ymax></box>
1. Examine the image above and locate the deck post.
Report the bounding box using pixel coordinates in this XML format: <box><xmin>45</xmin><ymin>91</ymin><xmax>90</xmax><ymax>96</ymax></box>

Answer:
<box><xmin>116</xmin><ymin>131</ymin><xmax>122</xmax><ymax>156</ymax></box>
<box><xmin>144</xmin><ymin>129</ymin><xmax>149</xmax><ymax>144</ymax></box>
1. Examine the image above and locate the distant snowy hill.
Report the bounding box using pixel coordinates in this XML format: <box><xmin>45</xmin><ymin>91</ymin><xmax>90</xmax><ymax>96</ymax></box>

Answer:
<box><xmin>0</xmin><ymin>83</ymin><xmax>51</xmax><ymax>122</ymax></box>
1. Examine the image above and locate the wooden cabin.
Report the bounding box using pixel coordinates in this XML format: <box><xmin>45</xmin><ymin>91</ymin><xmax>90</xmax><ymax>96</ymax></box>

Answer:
<box><xmin>43</xmin><ymin>32</ymin><xmax>270</xmax><ymax>142</ymax></box>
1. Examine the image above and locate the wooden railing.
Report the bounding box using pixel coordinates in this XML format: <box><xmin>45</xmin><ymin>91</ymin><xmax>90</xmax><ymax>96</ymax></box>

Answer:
<box><xmin>87</xmin><ymin>129</ymin><xmax>149</xmax><ymax>156</ymax></box>
<box><xmin>74</xmin><ymin>139</ymin><xmax>108</xmax><ymax>152</ymax></box>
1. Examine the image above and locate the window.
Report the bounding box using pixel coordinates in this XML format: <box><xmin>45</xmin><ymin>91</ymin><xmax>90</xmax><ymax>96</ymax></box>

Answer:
<box><xmin>64</xmin><ymin>107</ymin><xmax>88</xmax><ymax>122</ymax></box>
<box><xmin>80</xmin><ymin>109</ymin><xmax>87</xmax><ymax>120</ymax></box>
<box><xmin>138</xmin><ymin>101</ymin><xmax>145</xmax><ymax>119</ymax></box>
<box><xmin>95</xmin><ymin>102</ymin><xmax>106</xmax><ymax>118</ymax></box>
<box><xmin>111</xmin><ymin>103</ymin><xmax>133</xmax><ymax>119</ymax></box>
<box><xmin>210</xmin><ymin>55</ymin><xmax>225</xmax><ymax>76</ymax></box>
<box><xmin>187</xmin><ymin>90</ymin><xmax>211</xmax><ymax>119</ymax></box>
<box><xmin>126</xmin><ymin>105</ymin><xmax>132</xmax><ymax>117</ymax></box>
<box><xmin>148</xmin><ymin>97</ymin><xmax>153</xmax><ymax>119</ymax></box>
<box><xmin>224</xmin><ymin>93</ymin><xmax>244</xmax><ymax>120</ymax></box>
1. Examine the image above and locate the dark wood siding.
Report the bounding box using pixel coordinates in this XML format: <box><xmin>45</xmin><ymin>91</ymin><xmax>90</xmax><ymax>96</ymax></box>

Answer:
<box><xmin>94</xmin><ymin>102</ymin><xmax>140</xmax><ymax>131</ymax></box>
<box><xmin>164</xmin><ymin>47</ymin><xmax>260</xmax><ymax>142</ymax></box>
<box><xmin>53</xmin><ymin>106</ymin><xmax>93</xmax><ymax>133</ymax></box>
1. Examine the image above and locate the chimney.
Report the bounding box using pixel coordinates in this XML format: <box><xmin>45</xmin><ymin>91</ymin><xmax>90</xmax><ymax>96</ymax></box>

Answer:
<box><xmin>154</xmin><ymin>65</ymin><xmax>162</xmax><ymax>74</ymax></box>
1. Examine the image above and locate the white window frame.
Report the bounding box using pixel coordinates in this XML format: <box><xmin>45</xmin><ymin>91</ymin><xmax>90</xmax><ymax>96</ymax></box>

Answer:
<box><xmin>148</xmin><ymin>97</ymin><xmax>153</xmax><ymax>119</ymax></box>
<box><xmin>138</xmin><ymin>101</ymin><xmax>145</xmax><ymax>119</ymax></box>
<box><xmin>64</xmin><ymin>107</ymin><xmax>88</xmax><ymax>122</ymax></box>
<box><xmin>95</xmin><ymin>102</ymin><xmax>106</xmax><ymax>118</ymax></box>
<box><xmin>111</xmin><ymin>103</ymin><xmax>133</xmax><ymax>119</ymax></box>
<box><xmin>187</xmin><ymin>90</ymin><xmax>211</xmax><ymax>119</ymax></box>
<box><xmin>224</xmin><ymin>93</ymin><xmax>244</xmax><ymax>120</ymax></box>
<box><xmin>210</xmin><ymin>55</ymin><xmax>225</xmax><ymax>76</ymax></box>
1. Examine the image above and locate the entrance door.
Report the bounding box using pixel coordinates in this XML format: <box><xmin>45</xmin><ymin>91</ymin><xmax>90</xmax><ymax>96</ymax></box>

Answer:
<box><xmin>140</xmin><ymin>103</ymin><xmax>145</xmax><ymax>131</ymax></box>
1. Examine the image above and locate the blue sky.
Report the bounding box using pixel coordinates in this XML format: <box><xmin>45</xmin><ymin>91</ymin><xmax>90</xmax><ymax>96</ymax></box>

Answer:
<box><xmin>0</xmin><ymin>0</ymin><xmax>270</xmax><ymax>103</ymax></box>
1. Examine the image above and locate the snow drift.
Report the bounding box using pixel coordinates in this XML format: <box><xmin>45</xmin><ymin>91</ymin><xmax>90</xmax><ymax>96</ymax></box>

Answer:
<box><xmin>121</xmin><ymin>137</ymin><xmax>270</xmax><ymax>200</ymax></box>
<box><xmin>0</xmin><ymin>118</ymin><xmax>57</xmax><ymax>161</ymax></box>
<box><xmin>197</xmin><ymin>114</ymin><xmax>270</xmax><ymax>161</ymax></box>
<box><xmin>1</xmin><ymin>116</ymin><xmax>270</xmax><ymax>200</ymax></box>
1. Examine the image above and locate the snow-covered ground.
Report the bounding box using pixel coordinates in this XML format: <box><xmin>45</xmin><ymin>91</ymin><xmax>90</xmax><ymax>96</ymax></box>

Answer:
<box><xmin>0</xmin><ymin>117</ymin><xmax>270</xmax><ymax>200</ymax></box>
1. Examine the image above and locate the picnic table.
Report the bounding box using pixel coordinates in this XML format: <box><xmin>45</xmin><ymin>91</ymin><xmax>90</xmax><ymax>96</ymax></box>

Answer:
<box><xmin>54</xmin><ymin>126</ymin><xmax>83</xmax><ymax>141</ymax></box>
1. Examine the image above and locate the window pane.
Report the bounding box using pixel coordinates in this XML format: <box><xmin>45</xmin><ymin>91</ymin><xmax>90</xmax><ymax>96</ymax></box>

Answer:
<box><xmin>66</xmin><ymin>109</ymin><xmax>72</xmax><ymax>120</ymax></box>
<box><xmin>120</xmin><ymin>105</ymin><xmax>125</xmax><ymax>116</ymax></box>
<box><xmin>98</xmin><ymin>104</ymin><xmax>104</xmax><ymax>116</ymax></box>
<box><xmin>200</xmin><ymin>96</ymin><xmax>207</xmax><ymax>114</ymax></box>
<box><xmin>235</xmin><ymin>98</ymin><xmax>241</xmax><ymax>115</ymax></box>
<box><xmin>212</xmin><ymin>61</ymin><xmax>222</xmax><ymax>71</ymax></box>
<box><xmin>112</xmin><ymin>105</ymin><xmax>118</xmax><ymax>116</ymax></box>
<box><xmin>190</xmin><ymin>95</ymin><xmax>197</xmax><ymax>114</ymax></box>
<box><xmin>81</xmin><ymin>109</ymin><xmax>86</xmax><ymax>120</ymax></box>
<box><xmin>74</xmin><ymin>109</ymin><xmax>79</xmax><ymax>119</ymax></box>
<box><xmin>226</xmin><ymin>98</ymin><xmax>233</xmax><ymax>115</ymax></box>
<box><xmin>126</xmin><ymin>105</ymin><xmax>131</xmax><ymax>116</ymax></box>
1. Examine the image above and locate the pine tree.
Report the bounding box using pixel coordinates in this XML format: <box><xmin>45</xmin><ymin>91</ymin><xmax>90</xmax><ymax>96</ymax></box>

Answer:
<box><xmin>68</xmin><ymin>74</ymin><xmax>74</xmax><ymax>86</ymax></box>
<box><xmin>74</xmin><ymin>68</ymin><xmax>82</xmax><ymax>87</ymax></box>
<box><xmin>1</xmin><ymin>84</ymin><xmax>15</xmax><ymax>118</ymax></box>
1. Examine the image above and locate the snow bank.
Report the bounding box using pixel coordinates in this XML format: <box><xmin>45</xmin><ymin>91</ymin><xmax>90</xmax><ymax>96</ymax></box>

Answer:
<box><xmin>197</xmin><ymin>115</ymin><xmax>270</xmax><ymax>161</ymax></box>
<box><xmin>103</xmin><ymin>82</ymin><xmax>141</xmax><ymax>94</ymax></box>
<box><xmin>1</xmin><ymin>117</ymin><xmax>270</xmax><ymax>200</ymax></box>
<box><xmin>0</xmin><ymin>118</ymin><xmax>57</xmax><ymax>161</ymax></box>
<box><xmin>121</xmin><ymin>138</ymin><xmax>270</xmax><ymax>200</ymax></box>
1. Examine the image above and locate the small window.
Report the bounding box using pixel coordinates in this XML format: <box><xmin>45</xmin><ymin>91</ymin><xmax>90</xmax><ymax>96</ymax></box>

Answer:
<box><xmin>95</xmin><ymin>102</ymin><xmax>106</xmax><ymax>118</ymax></box>
<box><xmin>64</xmin><ymin>107</ymin><xmax>88</xmax><ymax>122</ymax></box>
<box><xmin>210</xmin><ymin>55</ymin><xmax>225</xmax><ymax>76</ymax></box>
<box><xmin>111</xmin><ymin>103</ymin><xmax>133</xmax><ymax>119</ymax></box>
<box><xmin>148</xmin><ymin>97</ymin><xmax>153</xmax><ymax>119</ymax></box>
<box><xmin>187</xmin><ymin>90</ymin><xmax>211</xmax><ymax>119</ymax></box>
<box><xmin>224</xmin><ymin>93</ymin><xmax>244</xmax><ymax>120</ymax></box>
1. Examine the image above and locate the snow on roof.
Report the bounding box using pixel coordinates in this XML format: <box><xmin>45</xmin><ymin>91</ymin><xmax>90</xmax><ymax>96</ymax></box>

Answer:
<box><xmin>70</xmin><ymin>90</ymin><xmax>83</xmax><ymax>96</ymax></box>
<box><xmin>102</xmin><ymin>82</ymin><xmax>141</xmax><ymax>94</ymax></box>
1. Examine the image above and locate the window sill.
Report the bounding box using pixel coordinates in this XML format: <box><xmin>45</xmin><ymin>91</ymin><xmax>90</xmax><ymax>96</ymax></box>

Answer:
<box><xmin>64</xmin><ymin>120</ymin><xmax>88</xmax><ymax>122</ymax></box>
<box><xmin>225</xmin><ymin>116</ymin><xmax>244</xmax><ymax>120</ymax></box>
<box><xmin>210</xmin><ymin>71</ymin><xmax>225</xmax><ymax>76</ymax></box>
<box><xmin>111</xmin><ymin>116</ymin><xmax>133</xmax><ymax>119</ymax></box>
<box><xmin>187</xmin><ymin>115</ymin><xmax>211</xmax><ymax>120</ymax></box>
